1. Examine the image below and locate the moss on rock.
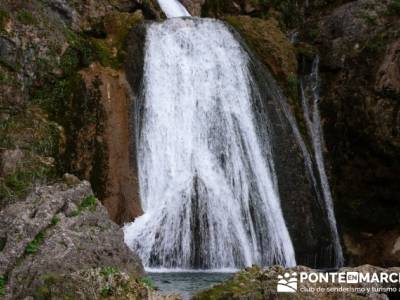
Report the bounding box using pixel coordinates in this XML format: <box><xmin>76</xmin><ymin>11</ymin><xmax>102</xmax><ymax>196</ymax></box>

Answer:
<box><xmin>0</xmin><ymin>106</ymin><xmax>64</xmax><ymax>208</ymax></box>
<box><xmin>224</xmin><ymin>16</ymin><xmax>297</xmax><ymax>86</ymax></box>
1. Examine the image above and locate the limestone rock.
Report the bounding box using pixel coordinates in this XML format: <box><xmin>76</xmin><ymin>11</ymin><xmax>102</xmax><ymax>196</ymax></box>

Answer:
<box><xmin>0</xmin><ymin>179</ymin><xmax>143</xmax><ymax>299</ymax></box>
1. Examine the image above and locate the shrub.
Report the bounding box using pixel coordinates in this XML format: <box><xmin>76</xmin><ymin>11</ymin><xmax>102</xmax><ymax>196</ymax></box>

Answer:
<box><xmin>388</xmin><ymin>0</ymin><xmax>400</xmax><ymax>15</ymax></box>
<box><xmin>139</xmin><ymin>277</ymin><xmax>157</xmax><ymax>290</ymax></box>
<box><xmin>100</xmin><ymin>266</ymin><xmax>118</xmax><ymax>277</ymax></box>
<box><xmin>16</xmin><ymin>10</ymin><xmax>36</xmax><ymax>25</ymax></box>
<box><xmin>0</xmin><ymin>275</ymin><xmax>5</xmax><ymax>296</ymax></box>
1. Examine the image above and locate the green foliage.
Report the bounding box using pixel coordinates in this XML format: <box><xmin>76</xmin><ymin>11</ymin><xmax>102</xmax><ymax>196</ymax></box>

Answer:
<box><xmin>364</xmin><ymin>33</ymin><xmax>388</xmax><ymax>54</ymax></box>
<box><xmin>305</xmin><ymin>28</ymin><xmax>320</xmax><ymax>42</ymax></box>
<box><xmin>25</xmin><ymin>232</ymin><xmax>45</xmax><ymax>255</ymax></box>
<box><xmin>287</xmin><ymin>73</ymin><xmax>298</xmax><ymax>100</ymax></box>
<box><xmin>0</xmin><ymin>238</ymin><xmax>5</xmax><ymax>251</ymax></box>
<box><xmin>51</xmin><ymin>216</ymin><xmax>60</xmax><ymax>226</ymax></box>
<box><xmin>100</xmin><ymin>287</ymin><xmax>112</xmax><ymax>297</ymax></box>
<box><xmin>79</xmin><ymin>195</ymin><xmax>97</xmax><ymax>211</ymax></box>
<box><xmin>0</xmin><ymin>9</ymin><xmax>9</xmax><ymax>32</ymax></box>
<box><xmin>0</xmin><ymin>275</ymin><xmax>6</xmax><ymax>297</ymax></box>
<box><xmin>362</xmin><ymin>13</ymin><xmax>377</xmax><ymax>26</ymax></box>
<box><xmin>70</xmin><ymin>195</ymin><xmax>98</xmax><ymax>216</ymax></box>
<box><xmin>100</xmin><ymin>266</ymin><xmax>118</xmax><ymax>277</ymax></box>
<box><xmin>60</xmin><ymin>30</ymin><xmax>97</xmax><ymax>76</ymax></box>
<box><xmin>0</xmin><ymin>166</ymin><xmax>52</xmax><ymax>207</ymax></box>
<box><xmin>139</xmin><ymin>277</ymin><xmax>157</xmax><ymax>290</ymax></box>
<box><xmin>34</xmin><ymin>274</ymin><xmax>59</xmax><ymax>300</ymax></box>
<box><xmin>0</xmin><ymin>108</ymin><xmax>61</xmax><ymax>207</ymax></box>
<box><xmin>16</xmin><ymin>10</ymin><xmax>36</xmax><ymax>25</ymax></box>
<box><xmin>388</xmin><ymin>0</ymin><xmax>400</xmax><ymax>15</ymax></box>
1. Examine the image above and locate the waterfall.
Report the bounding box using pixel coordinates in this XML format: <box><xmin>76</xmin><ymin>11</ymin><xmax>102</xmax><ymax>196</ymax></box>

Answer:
<box><xmin>123</xmin><ymin>0</ymin><xmax>344</xmax><ymax>270</ymax></box>
<box><xmin>124</xmin><ymin>18</ymin><xmax>296</xmax><ymax>269</ymax></box>
<box><xmin>157</xmin><ymin>0</ymin><xmax>190</xmax><ymax>18</ymax></box>
<box><xmin>300</xmin><ymin>56</ymin><xmax>344</xmax><ymax>267</ymax></box>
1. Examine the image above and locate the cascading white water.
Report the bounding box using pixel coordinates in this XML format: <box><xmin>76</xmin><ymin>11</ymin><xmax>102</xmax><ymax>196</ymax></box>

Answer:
<box><xmin>157</xmin><ymin>0</ymin><xmax>190</xmax><ymax>18</ymax></box>
<box><xmin>124</xmin><ymin>18</ymin><xmax>296</xmax><ymax>269</ymax></box>
<box><xmin>300</xmin><ymin>57</ymin><xmax>344</xmax><ymax>267</ymax></box>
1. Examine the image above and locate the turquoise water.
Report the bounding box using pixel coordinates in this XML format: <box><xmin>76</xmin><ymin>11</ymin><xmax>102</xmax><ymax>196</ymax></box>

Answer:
<box><xmin>147</xmin><ymin>272</ymin><xmax>234</xmax><ymax>299</ymax></box>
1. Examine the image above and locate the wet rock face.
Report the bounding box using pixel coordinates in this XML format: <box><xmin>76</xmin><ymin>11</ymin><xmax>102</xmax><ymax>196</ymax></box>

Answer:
<box><xmin>0</xmin><ymin>178</ymin><xmax>143</xmax><ymax>299</ymax></box>
<box><xmin>0</xmin><ymin>36</ymin><xmax>17</xmax><ymax>69</ymax></box>
<box><xmin>181</xmin><ymin>0</ymin><xmax>205</xmax><ymax>15</ymax></box>
<box><xmin>344</xmin><ymin>230</ymin><xmax>400</xmax><ymax>267</ymax></box>
<box><xmin>376</xmin><ymin>39</ymin><xmax>400</xmax><ymax>95</ymax></box>
<box><xmin>79</xmin><ymin>63</ymin><xmax>143</xmax><ymax>224</ymax></box>
<box><xmin>312</xmin><ymin>0</ymin><xmax>400</xmax><ymax>265</ymax></box>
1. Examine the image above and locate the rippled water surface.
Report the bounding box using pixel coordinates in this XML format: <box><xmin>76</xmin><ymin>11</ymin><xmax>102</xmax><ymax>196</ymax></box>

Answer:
<box><xmin>148</xmin><ymin>272</ymin><xmax>234</xmax><ymax>299</ymax></box>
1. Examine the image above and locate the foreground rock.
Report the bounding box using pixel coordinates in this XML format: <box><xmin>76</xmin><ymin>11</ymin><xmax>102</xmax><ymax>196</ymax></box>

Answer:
<box><xmin>194</xmin><ymin>265</ymin><xmax>400</xmax><ymax>299</ymax></box>
<box><xmin>0</xmin><ymin>176</ymin><xmax>177</xmax><ymax>299</ymax></box>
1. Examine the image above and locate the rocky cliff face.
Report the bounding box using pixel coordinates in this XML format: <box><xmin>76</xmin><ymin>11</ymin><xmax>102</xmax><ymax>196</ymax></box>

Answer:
<box><xmin>0</xmin><ymin>0</ymin><xmax>146</xmax><ymax>224</ymax></box>
<box><xmin>302</xmin><ymin>0</ymin><xmax>400</xmax><ymax>266</ymax></box>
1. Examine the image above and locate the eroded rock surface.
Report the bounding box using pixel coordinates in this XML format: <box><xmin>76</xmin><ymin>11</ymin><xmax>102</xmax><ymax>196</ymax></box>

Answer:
<box><xmin>0</xmin><ymin>177</ymin><xmax>143</xmax><ymax>299</ymax></box>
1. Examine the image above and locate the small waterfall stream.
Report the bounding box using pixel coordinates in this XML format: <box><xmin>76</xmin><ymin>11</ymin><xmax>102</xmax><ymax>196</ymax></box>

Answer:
<box><xmin>124</xmin><ymin>0</ymin><xmax>344</xmax><ymax>271</ymax></box>
<box><xmin>300</xmin><ymin>56</ymin><xmax>344</xmax><ymax>267</ymax></box>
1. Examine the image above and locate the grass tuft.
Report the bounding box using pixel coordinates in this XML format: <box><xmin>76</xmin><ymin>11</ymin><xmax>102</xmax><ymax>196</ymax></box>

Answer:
<box><xmin>25</xmin><ymin>232</ymin><xmax>45</xmax><ymax>255</ymax></box>
<box><xmin>16</xmin><ymin>10</ymin><xmax>36</xmax><ymax>25</ymax></box>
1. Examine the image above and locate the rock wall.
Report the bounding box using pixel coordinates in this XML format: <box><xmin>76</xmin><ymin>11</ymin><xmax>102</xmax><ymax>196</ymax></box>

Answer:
<box><xmin>0</xmin><ymin>176</ymin><xmax>143</xmax><ymax>299</ymax></box>
<box><xmin>79</xmin><ymin>63</ymin><xmax>142</xmax><ymax>224</ymax></box>
<box><xmin>0</xmin><ymin>0</ymin><xmax>146</xmax><ymax>224</ymax></box>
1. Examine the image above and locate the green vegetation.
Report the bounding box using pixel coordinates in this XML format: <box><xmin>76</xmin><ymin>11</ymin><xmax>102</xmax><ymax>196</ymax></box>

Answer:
<box><xmin>34</xmin><ymin>274</ymin><xmax>59</xmax><ymax>300</ymax></box>
<box><xmin>51</xmin><ymin>216</ymin><xmax>60</xmax><ymax>226</ymax></box>
<box><xmin>364</xmin><ymin>32</ymin><xmax>388</xmax><ymax>54</ymax></box>
<box><xmin>100</xmin><ymin>287</ymin><xmax>113</xmax><ymax>297</ymax></box>
<box><xmin>287</xmin><ymin>73</ymin><xmax>298</xmax><ymax>100</ymax></box>
<box><xmin>0</xmin><ymin>165</ymin><xmax>54</xmax><ymax>208</ymax></box>
<box><xmin>100</xmin><ymin>266</ymin><xmax>118</xmax><ymax>277</ymax></box>
<box><xmin>70</xmin><ymin>195</ymin><xmax>98</xmax><ymax>216</ymax></box>
<box><xmin>0</xmin><ymin>108</ymin><xmax>62</xmax><ymax>207</ymax></box>
<box><xmin>138</xmin><ymin>276</ymin><xmax>157</xmax><ymax>290</ymax></box>
<box><xmin>0</xmin><ymin>9</ymin><xmax>9</xmax><ymax>32</ymax></box>
<box><xmin>25</xmin><ymin>232</ymin><xmax>45</xmax><ymax>255</ymax></box>
<box><xmin>0</xmin><ymin>238</ymin><xmax>5</xmax><ymax>251</ymax></box>
<box><xmin>362</xmin><ymin>13</ymin><xmax>377</xmax><ymax>26</ymax></box>
<box><xmin>0</xmin><ymin>275</ymin><xmax>5</xmax><ymax>297</ymax></box>
<box><xmin>16</xmin><ymin>10</ymin><xmax>36</xmax><ymax>25</ymax></box>
<box><xmin>79</xmin><ymin>195</ymin><xmax>98</xmax><ymax>211</ymax></box>
<box><xmin>388</xmin><ymin>0</ymin><xmax>400</xmax><ymax>15</ymax></box>
<box><xmin>194</xmin><ymin>267</ymin><xmax>267</xmax><ymax>299</ymax></box>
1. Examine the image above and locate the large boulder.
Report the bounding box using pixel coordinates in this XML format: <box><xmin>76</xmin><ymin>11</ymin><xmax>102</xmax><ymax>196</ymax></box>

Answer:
<box><xmin>0</xmin><ymin>177</ymin><xmax>144</xmax><ymax>299</ymax></box>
